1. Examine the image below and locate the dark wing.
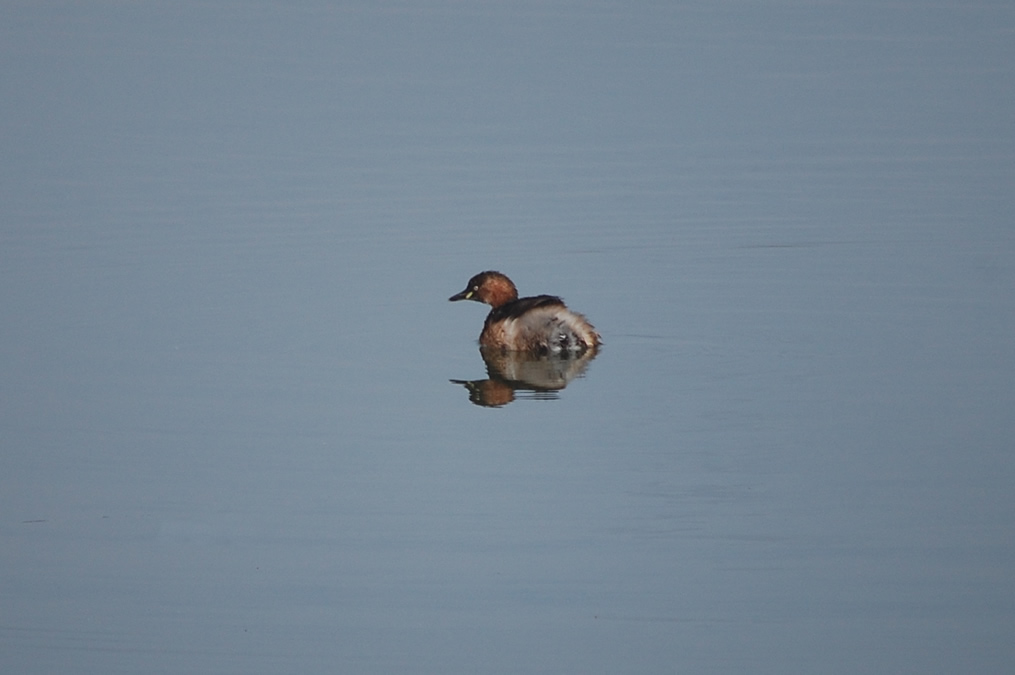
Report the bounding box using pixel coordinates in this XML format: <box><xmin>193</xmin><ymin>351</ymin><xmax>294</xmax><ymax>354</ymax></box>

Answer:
<box><xmin>486</xmin><ymin>295</ymin><xmax>565</xmax><ymax>322</ymax></box>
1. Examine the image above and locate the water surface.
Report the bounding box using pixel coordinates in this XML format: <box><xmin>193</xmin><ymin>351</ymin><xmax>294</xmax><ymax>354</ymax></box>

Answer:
<box><xmin>2</xmin><ymin>2</ymin><xmax>1013</xmax><ymax>673</ymax></box>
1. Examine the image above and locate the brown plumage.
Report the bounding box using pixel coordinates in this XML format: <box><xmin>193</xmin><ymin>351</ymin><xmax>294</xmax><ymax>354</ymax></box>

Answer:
<box><xmin>449</xmin><ymin>271</ymin><xmax>601</xmax><ymax>354</ymax></box>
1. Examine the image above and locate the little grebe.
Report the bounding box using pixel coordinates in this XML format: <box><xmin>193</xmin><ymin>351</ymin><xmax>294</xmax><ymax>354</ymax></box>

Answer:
<box><xmin>449</xmin><ymin>271</ymin><xmax>601</xmax><ymax>354</ymax></box>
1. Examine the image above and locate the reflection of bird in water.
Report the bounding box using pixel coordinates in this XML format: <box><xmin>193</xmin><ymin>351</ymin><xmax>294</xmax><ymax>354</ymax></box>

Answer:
<box><xmin>449</xmin><ymin>271</ymin><xmax>601</xmax><ymax>354</ymax></box>
<box><xmin>451</xmin><ymin>346</ymin><xmax>599</xmax><ymax>408</ymax></box>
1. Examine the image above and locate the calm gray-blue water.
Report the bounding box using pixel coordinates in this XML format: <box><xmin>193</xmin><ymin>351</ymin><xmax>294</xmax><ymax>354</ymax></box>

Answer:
<box><xmin>2</xmin><ymin>2</ymin><xmax>1013</xmax><ymax>673</ymax></box>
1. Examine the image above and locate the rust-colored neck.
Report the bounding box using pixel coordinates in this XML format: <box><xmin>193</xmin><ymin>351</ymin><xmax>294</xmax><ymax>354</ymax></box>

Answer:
<box><xmin>479</xmin><ymin>274</ymin><xmax>518</xmax><ymax>308</ymax></box>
